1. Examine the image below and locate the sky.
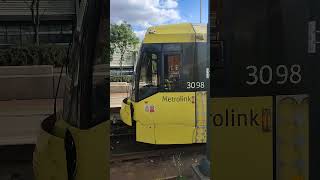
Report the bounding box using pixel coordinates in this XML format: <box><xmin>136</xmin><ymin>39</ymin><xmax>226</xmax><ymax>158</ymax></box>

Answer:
<box><xmin>110</xmin><ymin>0</ymin><xmax>209</xmax><ymax>40</ymax></box>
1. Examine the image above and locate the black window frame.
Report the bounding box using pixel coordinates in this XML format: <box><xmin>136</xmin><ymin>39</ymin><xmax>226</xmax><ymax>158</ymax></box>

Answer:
<box><xmin>135</xmin><ymin>48</ymin><xmax>161</xmax><ymax>102</ymax></box>
<box><xmin>134</xmin><ymin>43</ymin><xmax>192</xmax><ymax>102</ymax></box>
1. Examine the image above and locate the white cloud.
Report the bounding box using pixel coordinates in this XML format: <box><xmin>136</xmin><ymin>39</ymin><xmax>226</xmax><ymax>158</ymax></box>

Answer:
<box><xmin>111</xmin><ymin>0</ymin><xmax>182</xmax><ymax>39</ymax></box>
<box><xmin>134</xmin><ymin>30</ymin><xmax>147</xmax><ymax>40</ymax></box>
<box><xmin>160</xmin><ymin>0</ymin><xmax>178</xmax><ymax>9</ymax></box>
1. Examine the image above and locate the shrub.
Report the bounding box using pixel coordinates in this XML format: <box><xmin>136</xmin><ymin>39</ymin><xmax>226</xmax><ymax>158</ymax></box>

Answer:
<box><xmin>110</xmin><ymin>75</ymin><xmax>132</xmax><ymax>82</ymax></box>
<box><xmin>0</xmin><ymin>45</ymin><xmax>67</xmax><ymax>67</ymax></box>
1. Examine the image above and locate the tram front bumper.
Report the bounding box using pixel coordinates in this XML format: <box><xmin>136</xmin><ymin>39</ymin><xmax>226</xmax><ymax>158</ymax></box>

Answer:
<box><xmin>120</xmin><ymin>98</ymin><xmax>133</xmax><ymax>126</ymax></box>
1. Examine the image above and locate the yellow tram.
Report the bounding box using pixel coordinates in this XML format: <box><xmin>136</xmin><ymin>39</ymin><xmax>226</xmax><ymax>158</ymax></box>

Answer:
<box><xmin>120</xmin><ymin>23</ymin><xmax>208</xmax><ymax>144</ymax></box>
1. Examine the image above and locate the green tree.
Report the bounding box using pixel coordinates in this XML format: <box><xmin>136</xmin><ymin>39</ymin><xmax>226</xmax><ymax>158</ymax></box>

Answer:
<box><xmin>110</xmin><ymin>22</ymin><xmax>139</xmax><ymax>80</ymax></box>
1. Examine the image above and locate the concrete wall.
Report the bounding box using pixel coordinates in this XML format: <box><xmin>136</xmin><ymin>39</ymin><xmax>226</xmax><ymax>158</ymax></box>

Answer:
<box><xmin>0</xmin><ymin>65</ymin><xmax>54</xmax><ymax>100</ymax></box>
<box><xmin>0</xmin><ymin>65</ymin><xmax>108</xmax><ymax>100</ymax></box>
<box><xmin>110</xmin><ymin>82</ymin><xmax>131</xmax><ymax>93</ymax></box>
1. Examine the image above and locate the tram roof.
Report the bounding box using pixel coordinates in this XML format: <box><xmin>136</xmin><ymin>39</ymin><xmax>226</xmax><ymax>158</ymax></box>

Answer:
<box><xmin>143</xmin><ymin>23</ymin><xmax>207</xmax><ymax>44</ymax></box>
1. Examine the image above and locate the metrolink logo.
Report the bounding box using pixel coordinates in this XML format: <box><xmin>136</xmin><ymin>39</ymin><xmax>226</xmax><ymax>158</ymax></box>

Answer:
<box><xmin>210</xmin><ymin>108</ymin><xmax>271</xmax><ymax>128</ymax></box>
<box><xmin>162</xmin><ymin>96</ymin><xmax>195</xmax><ymax>103</ymax></box>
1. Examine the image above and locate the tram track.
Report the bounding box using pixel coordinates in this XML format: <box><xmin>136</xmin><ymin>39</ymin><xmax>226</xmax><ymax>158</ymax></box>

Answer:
<box><xmin>111</xmin><ymin>144</ymin><xmax>205</xmax><ymax>163</ymax></box>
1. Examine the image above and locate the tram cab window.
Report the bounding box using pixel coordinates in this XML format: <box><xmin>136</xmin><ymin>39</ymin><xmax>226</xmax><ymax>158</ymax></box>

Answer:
<box><xmin>138</xmin><ymin>52</ymin><xmax>159</xmax><ymax>100</ymax></box>
<box><xmin>164</xmin><ymin>54</ymin><xmax>181</xmax><ymax>91</ymax></box>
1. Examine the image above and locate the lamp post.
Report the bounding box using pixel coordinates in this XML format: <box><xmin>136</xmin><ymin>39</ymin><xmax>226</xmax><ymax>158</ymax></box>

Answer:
<box><xmin>200</xmin><ymin>0</ymin><xmax>202</xmax><ymax>23</ymax></box>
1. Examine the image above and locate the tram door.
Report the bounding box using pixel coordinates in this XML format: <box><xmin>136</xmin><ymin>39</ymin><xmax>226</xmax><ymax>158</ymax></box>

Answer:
<box><xmin>209</xmin><ymin>0</ymin><xmax>320</xmax><ymax>179</ymax></box>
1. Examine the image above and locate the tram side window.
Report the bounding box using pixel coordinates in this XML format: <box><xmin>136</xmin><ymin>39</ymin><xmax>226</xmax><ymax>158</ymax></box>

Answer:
<box><xmin>138</xmin><ymin>52</ymin><xmax>159</xmax><ymax>100</ymax></box>
<box><xmin>164</xmin><ymin>54</ymin><xmax>181</xmax><ymax>91</ymax></box>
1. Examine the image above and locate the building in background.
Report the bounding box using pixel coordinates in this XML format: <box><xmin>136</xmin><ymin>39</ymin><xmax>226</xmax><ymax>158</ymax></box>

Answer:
<box><xmin>0</xmin><ymin>0</ymin><xmax>76</xmax><ymax>48</ymax></box>
<box><xmin>110</xmin><ymin>43</ymin><xmax>140</xmax><ymax>76</ymax></box>
<box><xmin>0</xmin><ymin>0</ymin><xmax>132</xmax><ymax>69</ymax></box>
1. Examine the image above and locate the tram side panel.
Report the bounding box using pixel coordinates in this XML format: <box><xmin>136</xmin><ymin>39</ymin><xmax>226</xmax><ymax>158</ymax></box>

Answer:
<box><xmin>210</xmin><ymin>97</ymin><xmax>273</xmax><ymax>180</ymax></box>
<box><xmin>134</xmin><ymin>92</ymin><xmax>196</xmax><ymax>144</ymax></box>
